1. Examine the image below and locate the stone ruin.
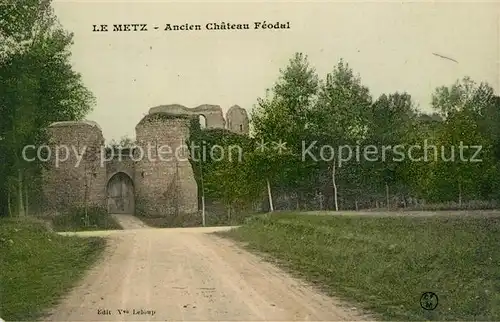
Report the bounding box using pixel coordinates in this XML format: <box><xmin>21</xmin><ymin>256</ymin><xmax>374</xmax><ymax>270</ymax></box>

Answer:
<box><xmin>42</xmin><ymin>104</ymin><xmax>249</xmax><ymax>217</ymax></box>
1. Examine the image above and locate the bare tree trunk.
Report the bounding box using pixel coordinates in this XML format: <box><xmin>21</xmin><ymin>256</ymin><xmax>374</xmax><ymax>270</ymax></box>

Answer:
<box><xmin>458</xmin><ymin>182</ymin><xmax>462</xmax><ymax>207</ymax></box>
<box><xmin>84</xmin><ymin>178</ymin><xmax>89</xmax><ymax>226</ymax></box>
<box><xmin>332</xmin><ymin>159</ymin><xmax>338</xmax><ymax>211</ymax></box>
<box><xmin>201</xmin><ymin>195</ymin><xmax>206</xmax><ymax>226</ymax></box>
<box><xmin>385</xmin><ymin>182</ymin><xmax>390</xmax><ymax>210</ymax></box>
<box><xmin>18</xmin><ymin>169</ymin><xmax>25</xmax><ymax>216</ymax></box>
<box><xmin>355</xmin><ymin>200</ymin><xmax>359</xmax><ymax>211</ymax></box>
<box><xmin>266</xmin><ymin>179</ymin><xmax>274</xmax><ymax>212</ymax></box>
<box><xmin>7</xmin><ymin>187</ymin><xmax>12</xmax><ymax>217</ymax></box>
<box><xmin>88</xmin><ymin>175</ymin><xmax>94</xmax><ymax>226</ymax></box>
<box><xmin>25</xmin><ymin>181</ymin><xmax>29</xmax><ymax>216</ymax></box>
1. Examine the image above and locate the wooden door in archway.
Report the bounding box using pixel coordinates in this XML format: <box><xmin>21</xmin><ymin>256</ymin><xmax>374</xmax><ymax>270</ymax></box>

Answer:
<box><xmin>107</xmin><ymin>172</ymin><xmax>135</xmax><ymax>214</ymax></box>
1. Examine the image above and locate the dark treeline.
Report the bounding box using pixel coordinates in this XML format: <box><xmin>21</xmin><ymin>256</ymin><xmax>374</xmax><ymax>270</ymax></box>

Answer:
<box><xmin>190</xmin><ymin>54</ymin><xmax>500</xmax><ymax>215</ymax></box>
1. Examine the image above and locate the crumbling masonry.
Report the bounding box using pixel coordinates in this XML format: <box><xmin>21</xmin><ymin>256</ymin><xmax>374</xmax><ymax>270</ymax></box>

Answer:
<box><xmin>42</xmin><ymin>104</ymin><xmax>249</xmax><ymax>216</ymax></box>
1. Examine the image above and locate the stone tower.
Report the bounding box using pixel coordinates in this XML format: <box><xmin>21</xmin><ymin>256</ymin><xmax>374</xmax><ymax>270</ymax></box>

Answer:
<box><xmin>42</xmin><ymin>121</ymin><xmax>107</xmax><ymax>213</ymax></box>
<box><xmin>226</xmin><ymin>105</ymin><xmax>249</xmax><ymax>134</ymax></box>
<box><xmin>134</xmin><ymin>111</ymin><xmax>198</xmax><ymax>216</ymax></box>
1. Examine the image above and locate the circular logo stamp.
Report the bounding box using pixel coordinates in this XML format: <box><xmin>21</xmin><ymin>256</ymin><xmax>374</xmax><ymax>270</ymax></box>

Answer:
<box><xmin>420</xmin><ymin>292</ymin><xmax>438</xmax><ymax>310</ymax></box>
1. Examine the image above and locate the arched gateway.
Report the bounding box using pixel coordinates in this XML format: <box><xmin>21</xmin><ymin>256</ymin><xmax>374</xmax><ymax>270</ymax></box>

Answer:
<box><xmin>106</xmin><ymin>172</ymin><xmax>135</xmax><ymax>214</ymax></box>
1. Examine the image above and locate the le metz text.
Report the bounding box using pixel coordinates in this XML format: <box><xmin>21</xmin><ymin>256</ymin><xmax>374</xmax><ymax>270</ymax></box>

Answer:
<box><xmin>92</xmin><ymin>22</ymin><xmax>291</xmax><ymax>32</ymax></box>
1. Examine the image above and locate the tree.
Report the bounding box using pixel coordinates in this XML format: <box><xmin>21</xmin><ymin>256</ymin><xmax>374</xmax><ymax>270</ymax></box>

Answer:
<box><xmin>311</xmin><ymin>59</ymin><xmax>372</xmax><ymax>210</ymax></box>
<box><xmin>364</xmin><ymin>92</ymin><xmax>418</xmax><ymax>207</ymax></box>
<box><xmin>397</xmin><ymin>112</ymin><xmax>443</xmax><ymax>202</ymax></box>
<box><xmin>108</xmin><ymin>136</ymin><xmax>136</xmax><ymax>149</ymax></box>
<box><xmin>428</xmin><ymin>78</ymin><xmax>498</xmax><ymax>203</ymax></box>
<box><xmin>187</xmin><ymin>123</ymin><xmax>264</xmax><ymax>217</ymax></box>
<box><xmin>251</xmin><ymin>52</ymin><xmax>320</xmax><ymax>210</ymax></box>
<box><xmin>0</xmin><ymin>0</ymin><xmax>95</xmax><ymax>217</ymax></box>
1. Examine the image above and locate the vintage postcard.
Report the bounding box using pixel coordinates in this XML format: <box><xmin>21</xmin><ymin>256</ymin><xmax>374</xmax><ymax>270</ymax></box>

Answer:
<box><xmin>1</xmin><ymin>0</ymin><xmax>499</xmax><ymax>321</ymax></box>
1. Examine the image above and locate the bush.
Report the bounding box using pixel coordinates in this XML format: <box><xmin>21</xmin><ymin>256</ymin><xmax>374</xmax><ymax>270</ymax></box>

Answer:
<box><xmin>48</xmin><ymin>205</ymin><xmax>122</xmax><ymax>231</ymax></box>
<box><xmin>140</xmin><ymin>210</ymin><xmax>257</xmax><ymax>228</ymax></box>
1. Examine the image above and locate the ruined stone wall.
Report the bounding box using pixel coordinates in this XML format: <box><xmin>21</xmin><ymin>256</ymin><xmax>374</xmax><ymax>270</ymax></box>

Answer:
<box><xmin>43</xmin><ymin>103</ymin><xmax>249</xmax><ymax>217</ymax></box>
<box><xmin>42</xmin><ymin>121</ymin><xmax>107</xmax><ymax>214</ymax></box>
<box><xmin>193</xmin><ymin>104</ymin><xmax>225</xmax><ymax>129</ymax></box>
<box><xmin>149</xmin><ymin>104</ymin><xmax>226</xmax><ymax>129</ymax></box>
<box><xmin>134</xmin><ymin>113</ymin><xmax>198</xmax><ymax>216</ymax></box>
<box><xmin>226</xmin><ymin>105</ymin><xmax>250</xmax><ymax>134</ymax></box>
<box><xmin>148</xmin><ymin>104</ymin><xmax>250</xmax><ymax>135</ymax></box>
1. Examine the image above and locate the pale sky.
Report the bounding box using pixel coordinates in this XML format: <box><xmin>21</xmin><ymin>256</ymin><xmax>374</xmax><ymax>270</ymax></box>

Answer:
<box><xmin>51</xmin><ymin>0</ymin><xmax>499</xmax><ymax>141</ymax></box>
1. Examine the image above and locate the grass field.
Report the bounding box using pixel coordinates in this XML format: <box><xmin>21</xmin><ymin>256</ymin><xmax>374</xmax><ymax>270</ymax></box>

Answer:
<box><xmin>219</xmin><ymin>212</ymin><xmax>500</xmax><ymax>321</ymax></box>
<box><xmin>0</xmin><ymin>217</ymin><xmax>106</xmax><ymax>321</ymax></box>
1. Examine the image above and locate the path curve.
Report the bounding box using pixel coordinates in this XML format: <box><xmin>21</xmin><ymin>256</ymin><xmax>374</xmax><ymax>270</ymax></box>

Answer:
<box><xmin>110</xmin><ymin>214</ymin><xmax>150</xmax><ymax>229</ymax></box>
<box><xmin>49</xmin><ymin>227</ymin><xmax>370</xmax><ymax>321</ymax></box>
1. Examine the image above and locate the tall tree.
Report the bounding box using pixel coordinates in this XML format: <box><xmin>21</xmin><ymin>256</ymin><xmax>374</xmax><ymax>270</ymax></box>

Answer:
<box><xmin>0</xmin><ymin>0</ymin><xmax>95</xmax><ymax>216</ymax></box>
<box><xmin>364</xmin><ymin>92</ymin><xmax>418</xmax><ymax>207</ymax></box>
<box><xmin>251</xmin><ymin>52</ymin><xmax>320</xmax><ymax>210</ymax></box>
<box><xmin>427</xmin><ymin>77</ymin><xmax>496</xmax><ymax>203</ymax></box>
<box><xmin>311</xmin><ymin>59</ymin><xmax>372</xmax><ymax>210</ymax></box>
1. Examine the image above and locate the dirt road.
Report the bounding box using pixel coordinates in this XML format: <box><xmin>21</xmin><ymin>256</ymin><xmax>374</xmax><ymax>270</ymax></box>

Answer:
<box><xmin>49</xmin><ymin>227</ymin><xmax>369</xmax><ymax>321</ymax></box>
<box><xmin>110</xmin><ymin>214</ymin><xmax>150</xmax><ymax>229</ymax></box>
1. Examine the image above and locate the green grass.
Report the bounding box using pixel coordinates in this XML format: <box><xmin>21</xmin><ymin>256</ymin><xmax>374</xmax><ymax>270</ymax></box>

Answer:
<box><xmin>45</xmin><ymin>206</ymin><xmax>122</xmax><ymax>232</ymax></box>
<box><xmin>219</xmin><ymin>212</ymin><xmax>500</xmax><ymax>321</ymax></box>
<box><xmin>0</xmin><ymin>217</ymin><xmax>107</xmax><ymax>321</ymax></box>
